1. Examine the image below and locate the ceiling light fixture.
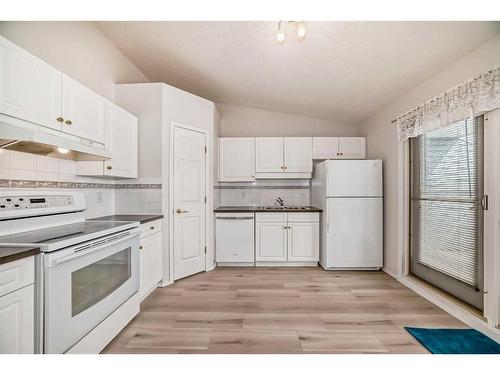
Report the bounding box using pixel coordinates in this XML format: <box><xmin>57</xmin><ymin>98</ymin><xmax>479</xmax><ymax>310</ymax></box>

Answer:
<box><xmin>296</xmin><ymin>21</ymin><xmax>307</xmax><ymax>39</ymax></box>
<box><xmin>277</xmin><ymin>21</ymin><xmax>285</xmax><ymax>43</ymax></box>
<box><xmin>276</xmin><ymin>21</ymin><xmax>307</xmax><ymax>44</ymax></box>
<box><xmin>57</xmin><ymin>147</ymin><xmax>69</xmax><ymax>154</ymax></box>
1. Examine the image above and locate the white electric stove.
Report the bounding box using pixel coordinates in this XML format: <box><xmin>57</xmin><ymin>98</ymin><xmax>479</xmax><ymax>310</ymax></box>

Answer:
<box><xmin>0</xmin><ymin>191</ymin><xmax>141</xmax><ymax>354</ymax></box>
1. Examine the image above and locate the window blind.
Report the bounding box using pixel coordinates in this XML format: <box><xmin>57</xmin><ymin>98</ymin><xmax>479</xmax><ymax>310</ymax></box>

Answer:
<box><xmin>410</xmin><ymin>118</ymin><xmax>480</xmax><ymax>288</ymax></box>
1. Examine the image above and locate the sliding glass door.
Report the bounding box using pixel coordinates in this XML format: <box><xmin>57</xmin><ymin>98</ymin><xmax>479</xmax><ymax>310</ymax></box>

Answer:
<box><xmin>409</xmin><ymin>116</ymin><xmax>484</xmax><ymax>311</ymax></box>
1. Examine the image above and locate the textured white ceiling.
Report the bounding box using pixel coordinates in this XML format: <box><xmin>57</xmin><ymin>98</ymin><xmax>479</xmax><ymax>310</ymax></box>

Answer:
<box><xmin>96</xmin><ymin>21</ymin><xmax>500</xmax><ymax>124</ymax></box>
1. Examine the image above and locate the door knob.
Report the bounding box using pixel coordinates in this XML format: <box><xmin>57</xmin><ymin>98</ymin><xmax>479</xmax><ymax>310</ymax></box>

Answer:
<box><xmin>176</xmin><ymin>208</ymin><xmax>188</xmax><ymax>214</ymax></box>
<box><xmin>56</xmin><ymin>117</ymin><xmax>64</xmax><ymax>122</ymax></box>
<box><xmin>65</xmin><ymin>120</ymin><xmax>72</xmax><ymax>125</ymax></box>
<box><xmin>106</xmin><ymin>165</ymin><xmax>112</xmax><ymax>170</ymax></box>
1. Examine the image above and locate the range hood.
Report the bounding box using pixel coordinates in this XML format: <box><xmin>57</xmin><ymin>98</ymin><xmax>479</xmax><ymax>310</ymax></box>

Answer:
<box><xmin>0</xmin><ymin>116</ymin><xmax>110</xmax><ymax>161</ymax></box>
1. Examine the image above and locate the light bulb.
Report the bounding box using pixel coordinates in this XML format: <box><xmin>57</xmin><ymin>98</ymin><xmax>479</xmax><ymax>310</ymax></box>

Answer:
<box><xmin>58</xmin><ymin>147</ymin><xmax>69</xmax><ymax>154</ymax></box>
<box><xmin>296</xmin><ymin>22</ymin><xmax>306</xmax><ymax>39</ymax></box>
<box><xmin>277</xmin><ymin>21</ymin><xmax>285</xmax><ymax>43</ymax></box>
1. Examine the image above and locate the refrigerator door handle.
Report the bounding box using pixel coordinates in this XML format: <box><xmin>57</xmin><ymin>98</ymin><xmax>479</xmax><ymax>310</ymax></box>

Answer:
<box><xmin>326</xmin><ymin>205</ymin><xmax>330</xmax><ymax>232</ymax></box>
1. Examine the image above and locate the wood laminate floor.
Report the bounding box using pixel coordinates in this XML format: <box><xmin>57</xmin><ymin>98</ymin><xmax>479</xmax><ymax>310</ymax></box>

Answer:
<box><xmin>103</xmin><ymin>267</ymin><xmax>467</xmax><ymax>354</ymax></box>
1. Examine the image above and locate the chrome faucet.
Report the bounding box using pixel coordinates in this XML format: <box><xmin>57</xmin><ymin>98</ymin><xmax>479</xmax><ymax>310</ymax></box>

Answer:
<box><xmin>275</xmin><ymin>196</ymin><xmax>284</xmax><ymax>207</ymax></box>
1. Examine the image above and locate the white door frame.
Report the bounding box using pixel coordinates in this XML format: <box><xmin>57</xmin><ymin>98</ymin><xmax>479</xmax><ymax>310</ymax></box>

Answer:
<box><xmin>168</xmin><ymin>121</ymin><xmax>209</xmax><ymax>282</ymax></box>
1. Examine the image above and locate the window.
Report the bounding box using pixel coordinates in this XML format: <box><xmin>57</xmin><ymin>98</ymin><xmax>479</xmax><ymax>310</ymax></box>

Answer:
<box><xmin>409</xmin><ymin>116</ymin><xmax>484</xmax><ymax>310</ymax></box>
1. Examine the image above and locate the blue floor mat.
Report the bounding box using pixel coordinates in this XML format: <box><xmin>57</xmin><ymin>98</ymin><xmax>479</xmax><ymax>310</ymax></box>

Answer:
<box><xmin>405</xmin><ymin>327</ymin><xmax>500</xmax><ymax>354</ymax></box>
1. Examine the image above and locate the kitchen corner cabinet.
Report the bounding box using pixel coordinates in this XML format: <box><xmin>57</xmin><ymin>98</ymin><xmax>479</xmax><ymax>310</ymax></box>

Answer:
<box><xmin>139</xmin><ymin>220</ymin><xmax>163</xmax><ymax>301</ymax></box>
<box><xmin>76</xmin><ymin>102</ymin><xmax>138</xmax><ymax>178</ymax></box>
<box><xmin>255</xmin><ymin>137</ymin><xmax>312</xmax><ymax>175</ymax></box>
<box><xmin>255</xmin><ymin>213</ymin><xmax>319</xmax><ymax>264</ymax></box>
<box><xmin>313</xmin><ymin>137</ymin><xmax>366</xmax><ymax>160</ymax></box>
<box><xmin>0</xmin><ymin>257</ymin><xmax>35</xmax><ymax>354</ymax></box>
<box><xmin>218</xmin><ymin>137</ymin><xmax>255</xmax><ymax>181</ymax></box>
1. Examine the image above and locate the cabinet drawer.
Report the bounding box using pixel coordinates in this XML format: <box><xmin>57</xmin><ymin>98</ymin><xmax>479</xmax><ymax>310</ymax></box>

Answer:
<box><xmin>256</xmin><ymin>213</ymin><xmax>287</xmax><ymax>222</ymax></box>
<box><xmin>287</xmin><ymin>213</ymin><xmax>320</xmax><ymax>223</ymax></box>
<box><xmin>0</xmin><ymin>257</ymin><xmax>35</xmax><ymax>298</ymax></box>
<box><xmin>140</xmin><ymin>219</ymin><xmax>162</xmax><ymax>238</ymax></box>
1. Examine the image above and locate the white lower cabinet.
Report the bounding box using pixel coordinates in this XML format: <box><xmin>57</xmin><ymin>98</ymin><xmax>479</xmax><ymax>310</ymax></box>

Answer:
<box><xmin>255</xmin><ymin>222</ymin><xmax>288</xmax><ymax>262</ymax></box>
<box><xmin>287</xmin><ymin>222</ymin><xmax>320</xmax><ymax>262</ymax></box>
<box><xmin>0</xmin><ymin>285</ymin><xmax>34</xmax><ymax>354</ymax></box>
<box><xmin>139</xmin><ymin>220</ymin><xmax>163</xmax><ymax>301</ymax></box>
<box><xmin>0</xmin><ymin>256</ymin><xmax>35</xmax><ymax>354</ymax></box>
<box><xmin>255</xmin><ymin>213</ymin><xmax>319</xmax><ymax>264</ymax></box>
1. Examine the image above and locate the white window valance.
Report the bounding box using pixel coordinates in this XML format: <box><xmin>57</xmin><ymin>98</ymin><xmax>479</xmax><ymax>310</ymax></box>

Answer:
<box><xmin>397</xmin><ymin>65</ymin><xmax>500</xmax><ymax>142</ymax></box>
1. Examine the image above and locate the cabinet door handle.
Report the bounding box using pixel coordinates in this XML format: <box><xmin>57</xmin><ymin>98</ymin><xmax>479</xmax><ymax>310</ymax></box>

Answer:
<box><xmin>139</xmin><ymin>245</ymin><xmax>143</xmax><ymax>250</ymax></box>
<box><xmin>56</xmin><ymin>117</ymin><xmax>64</xmax><ymax>122</ymax></box>
<box><xmin>150</xmin><ymin>226</ymin><xmax>155</xmax><ymax>230</ymax></box>
<box><xmin>65</xmin><ymin>120</ymin><xmax>72</xmax><ymax>125</ymax></box>
<box><xmin>106</xmin><ymin>165</ymin><xmax>112</xmax><ymax>170</ymax></box>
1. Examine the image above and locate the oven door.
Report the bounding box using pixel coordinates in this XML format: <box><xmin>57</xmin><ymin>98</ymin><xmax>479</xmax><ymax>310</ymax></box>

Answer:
<box><xmin>44</xmin><ymin>229</ymin><xmax>140</xmax><ymax>353</ymax></box>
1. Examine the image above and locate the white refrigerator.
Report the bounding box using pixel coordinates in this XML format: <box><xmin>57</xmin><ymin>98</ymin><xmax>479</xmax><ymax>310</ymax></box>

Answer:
<box><xmin>311</xmin><ymin>160</ymin><xmax>383</xmax><ymax>270</ymax></box>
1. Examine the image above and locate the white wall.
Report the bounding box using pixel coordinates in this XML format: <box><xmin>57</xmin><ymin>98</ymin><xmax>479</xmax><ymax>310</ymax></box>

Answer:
<box><xmin>0</xmin><ymin>21</ymin><xmax>149</xmax><ymax>101</ymax></box>
<box><xmin>217</xmin><ymin>103</ymin><xmax>357</xmax><ymax>137</ymax></box>
<box><xmin>358</xmin><ymin>33</ymin><xmax>500</xmax><ymax>276</ymax></box>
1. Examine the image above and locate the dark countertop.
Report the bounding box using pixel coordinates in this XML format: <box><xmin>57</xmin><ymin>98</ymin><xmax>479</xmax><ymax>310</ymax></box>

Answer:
<box><xmin>89</xmin><ymin>214</ymin><xmax>164</xmax><ymax>224</ymax></box>
<box><xmin>0</xmin><ymin>246</ymin><xmax>40</xmax><ymax>265</ymax></box>
<box><xmin>214</xmin><ymin>206</ymin><xmax>322</xmax><ymax>213</ymax></box>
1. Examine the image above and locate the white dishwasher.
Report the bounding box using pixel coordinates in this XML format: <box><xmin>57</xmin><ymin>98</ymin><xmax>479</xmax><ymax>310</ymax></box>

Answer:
<box><xmin>215</xmin><ymin>212</ymin><xmax>255</xmax><ymax>265</ymax></box>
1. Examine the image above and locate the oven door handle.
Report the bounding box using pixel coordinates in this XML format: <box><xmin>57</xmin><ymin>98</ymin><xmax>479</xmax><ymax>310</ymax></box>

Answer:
<box><xmin>47</xmin><ymin>229</ymin><xmax>140</xmax><ymax>267</ymax></box>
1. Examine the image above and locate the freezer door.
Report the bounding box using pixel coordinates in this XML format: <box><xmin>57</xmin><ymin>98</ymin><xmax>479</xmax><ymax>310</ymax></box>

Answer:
<box><xmin>325</xmin><ymin>198</ymin><xmax>383</xmax><ymax>269</ymax></box>
<box><xmin>326</xmin><ymin>160</ymin><xmax>382</xmax><ymax>197</ymax></box>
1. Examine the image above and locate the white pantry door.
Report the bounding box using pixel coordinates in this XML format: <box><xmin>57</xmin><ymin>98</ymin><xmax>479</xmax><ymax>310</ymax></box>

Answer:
<box><xmin>173</xmin><ymin>125</ymin><xmax>206</xmax><ymax>280</ymax></box>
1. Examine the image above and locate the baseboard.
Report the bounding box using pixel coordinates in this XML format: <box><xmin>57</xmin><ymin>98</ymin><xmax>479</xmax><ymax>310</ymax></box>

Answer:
<box><xmin>217</xmin><ymin>262</ymin><xmax>255</xmax><ymax>267</ymax></box>
<box><xmin>66</xmin><ymin>293</ymin><xmax>140</xmax><ymax>354</ymax></box>
<box><xmin>381</xmin><ymin>267</ymin><xmax>399</xmax><ymax>279</ymax></box>
<box><xmin>400</xmin><ymin>276</ymin><xmax>500</xmax><ymax>343</ymax></box>
<box><xmin>255</xmin><ymin>261</ymin><xmax>318</xmax><ymax>267</ymax></box>
<box><xmin>158</xmin><ymin>279</ymin><xmax>173</xmax><ymax>288</ymax></box>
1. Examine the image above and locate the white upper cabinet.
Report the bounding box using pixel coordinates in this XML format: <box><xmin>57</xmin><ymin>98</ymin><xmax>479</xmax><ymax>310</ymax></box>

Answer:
<box><xmin>255</xmin><ymin>137</ymin><xmax>312</xmax><ymax>176</ymax></box>
<box><xmin>76</xmin><ymin>102</ymin><xmax>138</xmax><ymax>178</ymax></box>
<box><xmin>312</xmin><ymin>137</ymin><xmax>365</xmax><ymax>160</ymax></box>
<box><xmin>255</xmin><ymin>137</ymin><xmax>284</xmax><ymax>173</ymax></box>
<box><xmin>219</xmin><ymin>138</ymin><xmax>255</xmax><ymax>181</ymax></box>
<box><xmin>0</xmin><ymin>36</ymin><xmax>62</xmax><ymax>131</ymax></box>
<box><xmin>284</xmin><ymin>137</ymin><xmax>312</xmax><ymax>172</ymax></box>
<box><xmin>312</xmin><ymin>137</ymin><xmax>339</xmax><ymax>160</ymax></box>
<box><xmin>103</xmin><ymin>102</ymin><xmax>138</xmax><ymax>178</ymax></box>
<box><xmin>337</xmin><ymin>137</ymin><xmax>366</xmax><ymax>159</ymax></box>
<box><xmin>62</xmin><ymin>75</ymin><xmax>106</xmax><ymax>144</ymax></box>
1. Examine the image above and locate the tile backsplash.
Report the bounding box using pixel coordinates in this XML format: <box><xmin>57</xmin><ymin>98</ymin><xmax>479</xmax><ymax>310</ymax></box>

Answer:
<box><xmin>114</xmin><ymin>177</ymin><xmax>163</xmax><ymax>214</ymax></box>
<box><xmin>0</xmin><ymin>149</ymin><xmax>162</xmax><ymax>217</ymax></box>
<box><xmin>215</xmin><ymin>179</ymin><xmax>310</xmax><ymax>207</ymax></box>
